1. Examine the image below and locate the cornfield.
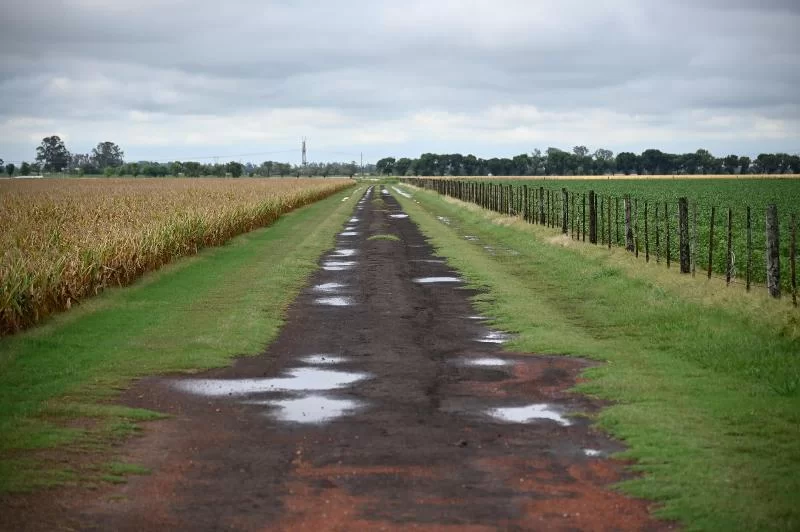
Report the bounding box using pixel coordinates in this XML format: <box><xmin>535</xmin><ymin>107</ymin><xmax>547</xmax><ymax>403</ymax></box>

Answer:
<box><xmin>0</xmin><ymin>177</ymin><xmax>354</xmax><ymax>334</ymax></box>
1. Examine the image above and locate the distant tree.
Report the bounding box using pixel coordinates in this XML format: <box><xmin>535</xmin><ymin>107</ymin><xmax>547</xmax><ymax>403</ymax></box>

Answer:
<box><xmin>36</xmin><ymin>135</ymin><xmax>71</xmax><ymax>172</ymax></box>
<box><xmin>593</xmin><ymin>149</ymin><xmax>614</xmax><ymax>175</ymax></box>
<box><xmin>394</xmin><ymin>157</ymin><xmax>412</xmax><ymax>176</ymax></box>
<box><xmin>545</xmin><ymin>147</ymin><xmax>570</xmax><ymax>175</ymax></box>
<box><xmin>6</xmin><ymin>163</ymin><xmax>15</xmax><ymax>176</ymax></box>
<box><xmin>20</xmin><ymin>162</ymin><xmax>31</xmax><ymax>176</ymax></box>
<box><xmin>0</xmin><ymin>158</ymin><xmax>3</xmax><ymax>168</ymax></box>
<box><xmin>722</xmin><ymin>155</ymin><xmax>739</xmax><ymax>174</ymax></box>
<box><xmin>376</xmin><ymin>157</ymin><xmax>396</xmax><ymax>175</ymax></box>
<box><xmin>226</xmin><ymin>161</ymin><xmax>244</xmax><ymax>177</ymax></box>
<box><xmin>640</xmin><ymin>149</ymin><xmax>669</xmax><ymax>175</ymax></box>
<box><xmin>616</xmin><ymin>152</ymin><xmax>639</xmax><ymax>175</ymax></box>
<box><xmin>739</xmin><ymin>156</ymin><xmax>751</xmax><ymax>174</ymax></box>
<box><xmin>91</xmin><ymin>141</ymin><xmax>124</xmax><ymax>169</ymax></box>
<box><xmin>572</xmin><ymin>146</ymin><xmax>589</xmax><ymax>157</ymax></box>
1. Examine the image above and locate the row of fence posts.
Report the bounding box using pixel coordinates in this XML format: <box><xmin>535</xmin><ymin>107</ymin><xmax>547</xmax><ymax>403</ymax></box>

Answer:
<box><xmin>406</xmin><ymin>178</ymin><xmax>798</xmax><ymax>305</ymax></box>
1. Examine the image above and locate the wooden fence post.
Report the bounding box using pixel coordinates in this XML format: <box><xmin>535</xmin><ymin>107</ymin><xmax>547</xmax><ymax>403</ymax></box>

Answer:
<box><xmin>766</xmin><ymin>204</ymin><xmax>781</xmax><ymax>298</ymax></box>
<box><xmin>589</xmin><ymin>191</ymin><xmax>597</xmax><ymax>244</ymax></box>
<box><xmin>792</xmin><ymin>214</ymin><xmax>797</xmax><ymax>307</ymax></box>
<box><xmin>708</xmin><ymin>206</ymin><xmax>715</xmax><ymax>279</ymax></box>
<box><xmin>562</xmin><ymin>188</ymin><xmax>568</xmax><ymax>234</ymax></box>
<box><xmin>665</xmin><ymin>201</ymin><xmax>670</xmax><ymax>268</ymax></box>
<box><xmin>538</xmin><ymin>187</ymin><xmax>544</xmax><ymax>224</ymax></box>
<box><xmin>624</xmin><ymin>196</ymin><xmax>634</xmax><ymax>252</ymax></box>
<box><xmin>615</xmin><ymin>197</ymin><xmax>620</xmax><ymax>246</ymax></box>
<box><xmin>679</xmin><ymin>197</ymin><xmax>690</xmax><ymax>273</ymax></box>
<box><xmin>571</xmin><ymin>194</ymin><xmax>576</xmax><ymax>239</ymax></box>
<box><xmin>655</xmin><ymin>203</ymin><xmax>660</xmax><ymax>263</ymax></box>
<box><xmin>634</xmin><ymin>198</ymin><xmax>639</xmax><ymax>258</ymax></box>
<box><xmin>644</xmin><ymin>201</ymin><xmax>649</xmax><ymax>261</ymax></box>
<box><xmin>582</xmin><ymin>193</ymin><xmax>586</xmax><ymax>242</ymax></box>
<box><xmin>746</xmin><ymin>206</ymin><xmax>752</xmax><ymax>291</ymax></box>
<box><xmin>600</xmin><ymin>196</ymin><xmax>605</xmax><ymax>244</ymax></box>
<box><xmin>692</xmin><ymin>202</ymin><xmax>697</xmax><ymax>277</ymax></box>
<box><xmin>608</xmin><ymin>196</ymin><xmax>612</xmax><ymax>249</ymax></box>
<box><xmin>726</xmin><ymin>208</ymin><xmax>733</xmax><ymax>285</ymax></box>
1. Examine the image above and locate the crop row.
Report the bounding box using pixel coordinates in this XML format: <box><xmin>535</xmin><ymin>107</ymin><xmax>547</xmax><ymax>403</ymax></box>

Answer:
<box><xmin>0</xmin><ymin>178</ymin><xmax>353</xmax><ymax>334</ymax></box>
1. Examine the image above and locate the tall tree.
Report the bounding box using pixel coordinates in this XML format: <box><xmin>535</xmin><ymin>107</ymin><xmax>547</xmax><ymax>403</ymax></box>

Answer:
<box><xmin>20</xmin><ymin>162</ymin><xmax>31</xmax><ymax>176</ymax></box>
<box><xmin>91</xmin><ymin>141</ymin><xmax>125</xmax><ymax>169</ymax></box>
<box><xmin>376</xmin><ymin>157</ymin><xmax>396</xmax><ymax>175</ymax></box>
<box><xmin>6</xmin><ymin>163</ymin><xmax>15</xmax><ymax>176</ymax></box>
<box><xmin>616</xmin><ymin>152</ymin><xmax>639</xmax><ymax>175</ymax></box>
<box><xmin>36</xmin><ymin>135</ymin><xmax>71</xmax><ymax>172</ymax></box>
<box><xmin>394</xmin><ymin>158</ymin><xmax>412</xmax><ymax>176</ymax></box>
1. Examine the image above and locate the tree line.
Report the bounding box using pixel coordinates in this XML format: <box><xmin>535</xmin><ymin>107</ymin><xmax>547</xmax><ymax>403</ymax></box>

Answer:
<box><xmin>376</xmin><ymin>147</ymin><xmax>800</xmax><ymax>177</ymax></box>
<box><xmin>2</xmin><ymin>135</ymin><xmax>375</xmax><ymax>178</ymax></box>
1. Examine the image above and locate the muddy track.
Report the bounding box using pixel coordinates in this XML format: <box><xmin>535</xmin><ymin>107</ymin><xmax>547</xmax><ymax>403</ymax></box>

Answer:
<box><xmin>5</xmin><ymin>186</ymin><xmax>671</xmax><ymax>531</ymax></box>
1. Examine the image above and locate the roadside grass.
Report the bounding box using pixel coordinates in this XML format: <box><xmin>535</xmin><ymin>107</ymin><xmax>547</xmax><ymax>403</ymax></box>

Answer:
<box><xmin>367</xmin><ymin>234</ymin><xmax>401</xmax><ymax>242</ymax></box>
<box><xmin>394</xmin><ymin>186</ymin><xmax>800</xmax><ymax>531</ymax></box>
<box><xmin>0</xmin><ymin>186</ymin><xmax>359</xmax><ymax>492</ymax></box>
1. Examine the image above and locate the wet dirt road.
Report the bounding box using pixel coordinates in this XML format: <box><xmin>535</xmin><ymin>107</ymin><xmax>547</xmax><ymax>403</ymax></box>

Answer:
<box><xmin>10</xmin><ymin>186</ymin><xmax>670</xmax><ymax>531</ymax></box>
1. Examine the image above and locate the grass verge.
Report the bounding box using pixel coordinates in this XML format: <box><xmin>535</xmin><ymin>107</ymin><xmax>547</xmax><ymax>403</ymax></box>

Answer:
<box><xmin>0</xmin><ymin>186</ymin><xmax>360</xmax><ymax>492</ymax></box>
<box><xmin>393</xmin><ymin>186</ymin><xmax>800</xmax><ymax>531</ymax></box>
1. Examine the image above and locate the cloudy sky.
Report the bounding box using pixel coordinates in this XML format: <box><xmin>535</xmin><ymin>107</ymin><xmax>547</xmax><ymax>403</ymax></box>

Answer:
<box><xmin>1</xmin><ymin>0</ymin><xmax>798</xmax><ymax>165</ymax></box>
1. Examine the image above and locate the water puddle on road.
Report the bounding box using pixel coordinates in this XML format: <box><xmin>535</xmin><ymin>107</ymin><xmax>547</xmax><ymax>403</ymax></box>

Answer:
<box><xmin>174</xmin><ymin>368</ymin><xmax>370</xmax><ymax>396</ymax></box>
<box><xmin>461</xmin><ymin>357</ymin><xmax>513</xmax><ymax>367</ymax></box>
<box><xmin>339</xmin><ymin>231</ymin><xmax>359</xmax><ymax>237</ymax></box>
<box><xmin>323</xmin><ymin>261</ymin><xmax>356</xmax><ymax>271</ymax></box>
<box><xmin>314</xmin><ymin>282</ymin><xmax>347</xmax><ymax>292</ymax></box>
<box><xmin>333</xmin><ymin>249</ymin><xmax>356</xmax><ymax>257</ymax></box>
<box><xmin>389</xmin><ymin>213</ymin><xmax>409</xmax><ymax>219</ymax></box>
<box><xmin>584</xmin><ymin>449</ymin><xmax>603</xmax><ymax>457</ymax></box>
<box><xmin>315</xmin><ymin>296</ymin><xmax>353</xmax><ymax>307</ymax></box>
<box><xmin>255</xmin><ymin>395</ymin><xmax>363</xmax><ymax>424</ymax></box>
<box><xmin>414</xmin><ymin>277</ymin><xmax>461</xmax><ymax>284</ymax></box>
<box><xmin>349</xmin><ymin>217</ymin><xmax>359</xmax><ymax>223</ymax></box>
<box><xmin>299</xmin><ymin>354</ymin><xmax>350</xmax><ymax>365</ymax></box>
<box><xmin>391</xmin><ymin>186</ymin><xmax>412</xmax><ymax>198</ymax></box>
<box><xmin>411</xmin><ymin>259</ymin><xmax>446</xmax><ymax>264</ymax></box>
<box><xmin>487</xmin><ymin>404</ymin><xmax>571</xmax><ymax>426</ymax></box>
<box><xmin>467</xmin><ymin>315</ymin><xmax>488</xmax><ymax>320</ymax></box>
<box><xmin>476</xmin><ymin>331</ymin><xmax>512</xmax><ymax>344</ymax></box>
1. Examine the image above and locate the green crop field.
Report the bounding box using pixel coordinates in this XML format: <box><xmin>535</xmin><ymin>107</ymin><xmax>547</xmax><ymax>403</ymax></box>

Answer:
<box><xmin>413</xmin><ymin>178</ymin><xmax>800</xmax><ymax>292</ymax></box>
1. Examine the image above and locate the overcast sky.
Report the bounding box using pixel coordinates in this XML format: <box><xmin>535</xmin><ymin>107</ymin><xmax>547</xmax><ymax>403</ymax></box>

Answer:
<box><xmin>1</xmin><ymin>0</ymin><xmax>798</xmax><ymax>165</ymax></box>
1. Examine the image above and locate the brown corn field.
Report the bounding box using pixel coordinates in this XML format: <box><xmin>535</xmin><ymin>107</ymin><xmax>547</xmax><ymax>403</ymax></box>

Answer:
<box><xmin>0</xmin><ymin>177</ymin><xmax>354</xmax><ymax>335</ymax></box>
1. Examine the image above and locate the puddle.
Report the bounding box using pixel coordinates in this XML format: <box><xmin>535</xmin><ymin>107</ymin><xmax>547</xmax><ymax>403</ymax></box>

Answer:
<box><xmin>341</xmin><ymin>197</ymin><xmax>350</xmax><ymax>202</ymax></box>
<box><xmin>464</xmin><ymin>235</ymin><xmax>479</xmax><ymax>241</ymax></box>
<box><xmin>467</xmin><ymin>315</ymin><xmax>488</xmax><ymax>320</ymax></box>
<box><xmin>389</xmin><ymin>213</ymin><xmax>409</xmax><ymax>219</ymax></box>
<box><xmin>323</xmin><ymin>261</ymin><xmax>356</xmax><ymax>271</ymax></box>
<box><xmin>344</xmin><ymin>226</ymin><xmax>356</xmax><ymax>231</ymax></box>
<box><xmin>314</xmin><ymin>282</ymin><xmax>346</xmax><ymax>292</ymax></box>
<box><xmin>476</xmin><ymin>331</ymin><xmax>511</xmax><ymax>343</ymax></box>
<box><xmin>381</xmin><ymin>190</ymin><xmax>390</xmax><ymax>195</ymax></box>
<box><xmin>413</xmin><ymin>277</ymin><xmax>461</xmax><ymax>284</ymax></box>
<box><xmin>461</xmin><ymin>357</ymin><xmax>513</xmax><ymax>367</ymax></box>
<box><xmin>391</xmin><ymin>186</ymin><xmax>412</xmax><ymax>198</ymax></box>
<box><xmin>315</xmin><ymin>296</ymin><xmax>353</xmax><ymax>306</ymax></box>
<box><xmin>333</xmin><ymin>249</ymin><xmax>356</xmax><ymax>257</ymax></box>
<box><xmin>436</xmin><ymin>216</ymin><xmax>451</xmax><ymax>225</ymax></box>
<box><xmin>255</xmin><ymin>395</ymin><xmax>363</xmax><ymax>424</ymax></box>
<box><xmin>584</xmin><ymin>449</ymin><xmax>602</xmax><ymax>457</ymax></box>
<box><xmin>339</xmin><ymin>231</ymin><xmax>359</xmax><ymax>236</ymax></box>
<box><xmin>349</xmin><ymin>217</ymin><xmax>359</xmax><ymax>223</ymax></box>
<box><xmin>174</xmin><ymin>368</ymin><xmax>370</xmax><ymax>396</ymax></box>
<box><xmin>487</xmin><ymin>404</ymin><xmax>571</xmax><ymax>426</ymax></box>
<box><xmin>300</xmin><ymin>354</ymin><xmax>349</xmax><ymax>365</ymax></box>
<box><xmin>411</xmin><ymin>259</ymin><xmax>446</xmax><ymax>264</ymax></box>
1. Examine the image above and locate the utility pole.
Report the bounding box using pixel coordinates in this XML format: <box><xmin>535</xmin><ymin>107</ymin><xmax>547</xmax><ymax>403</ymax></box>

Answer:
<box><xmin>301</xmin><ymin>137</ymin><xmax>307</xmax><ymax>174</ymax></box>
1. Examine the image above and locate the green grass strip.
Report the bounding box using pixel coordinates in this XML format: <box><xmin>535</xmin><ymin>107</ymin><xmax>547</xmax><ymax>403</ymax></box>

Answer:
<box><xmin>0</xmin><ymin>186</ymin><xmax>359</xmax><ymax>492</ymax></box>
<box><xmin>394</xmin><ymin>186</ymin><xmax>800</xmax><ymax>532</ymax></box>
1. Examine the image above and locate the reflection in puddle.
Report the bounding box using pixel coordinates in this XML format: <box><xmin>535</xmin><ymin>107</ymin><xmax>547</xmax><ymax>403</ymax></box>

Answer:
<box><xmin>300</xmin><ymin>354</ymin><xmax>349</xmax><ymax>365</ymax></box>
<box><xmin>467</xmin><ymin>315</ymin><xmax>488</xmax><ymax>320</ymax></box>
<box><xmin>257</xmin><ymin>395</ymin><xmax>363</xmax><ymax>424</ymax></box>
<box><xmin>174</xmin><ymin>368</ymin><xmax>370</xmax><ymax>396</ymax></box>
<box><xmin>333</xmin><ymin>249</ymin><xmax>356</xmax><ymax>257</ymax></box>
<box><xmin>462</xmin><ymin>357</ymin><xmax>513</xmax><ymax>367</ymax></box>
<box><xmin>349</xmin><ymin>217</ymin><xmax>359</xmax><ymax>223</ymax></box>
<box><xmin>314</xmin><ymin>282</ymin><xmax>346</xmax><ymax>292</ymax></box>
<box><xmin>476</xmin><ymin>331</ymin><xmax>511</xmax><ymax>343</ymax></box>
<box><xmin>392</xmin><ymin>186</ymin><xmax>412</xmax><ymax>198</ymax></box>
<box><xmin>389</xmin><ymin>213</ymin><xmax>409</xmax><ymax>219</ymax></box>
<box><xmin>584</xmin><ymin>449</ymin><xmax>602</xmax><ymax>457</ymax></box>
<box><xmin>344</xmin><ymin>226</ymin><xmax>356</xmax><ymax>231</ymax></box>
<box><xmin>323</xmin><ymin>260</ymin><xmax>356</xmax><ymax>271</ymax></box>
<box><xmin>411</xmin><ymin>259</ymin><xmax>446</xmax><ymax>264</ymax></box>
<box><xmin>315</xmin><ymin>296</ymin><xmax>353</xmax><ymax>306</ymax></box>
<box><xmin>487</xmin><ymin>404</ymin><xmax>571</xmax><ymax>426</ymax></box>
<box><xmin>340</xmin><ymin>231</ymin><xmax>359</xmax><ymax>236</ymax></box>
<box><xmin>414</xmin><ymin>277</ymin><xmax>461</xmax><ymax>284</ymax></box>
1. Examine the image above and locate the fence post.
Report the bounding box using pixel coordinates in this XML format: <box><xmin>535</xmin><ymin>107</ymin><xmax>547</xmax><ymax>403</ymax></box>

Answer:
<box><xmin>582</xmin><ymin>193</ymin><xmax>586</xmax><ymax>241</ymax></box>
<box><xmin>634</xmin><ymin>198</ymin><xmax>639</xmax><ymax>258</ymax></box>
<box><xmin>655</xmin><ymin>203</ymin><xmax>660</xmax><ymax>263</ymax></box>
<box><xmin>608</xmin><ymin>196</ymin><xmax>612</xmax><ymax>249</ymax></box>
<box><xmin>562</xmin><ymin>188</ymin><xmax>568</xmax><ymax>234</ymax></box>
<box><xmin>615</xmin><ymin>197</ymin><xmax>620</xmax><ymax>246</ymax></box>
<box><xmin>726</xmin><ymin>208</ymin><xmax>733</xmax><ymax>285</ymax></box>
<box><xmin>539</xmin><ymin>187</ymin><xmax>545</xmax><ymax>225</ymax></box>
<box><xmin>746</xmin><ymin>206</ymin><xmax>752</xmax><ymax>291</ymax></box>
<box><xmin>766</xmin><ymin>204</ymin><xmax>780</xmax><ymax>298</ymax></box>
<box><xmin>589</xmin><ymin>191</ymin><xmax>597</xmax><ymax>244</ymax></box>
<box><xmin>792</xmin><ymin>214</ymin><xmax>797</xmax><ymax>307</ymax></box>
<box><xmin>644</xmin><ymin>201</ymin><xmax>649</xmax><ymax>261</ymax></box>
<box><xmin>679</xmin><ymin>197</ymin><xmax>690</xmax><ymax>273</ymax></box>
<box><xmin>523</xmin><ymin>185</ymin><xmax>529</xmax><ymax>222</ymax></box>
<box><xmin>624</xmin><ymin>196</ymin><xmax>634</xmax><ymax>251</ymax></box>
<box><xmin>571</xmin><ymin>194</ymin><xmax>576</xmax><ymax>238</ymax></box>
<box><xmin>600</xmin><ymin>196</ymin><xmax>605</xmax><ymax>244</ymax></box>
<box><xmin>708</xmin><ymin>206</ymin><xmax>715</xmax><ymax>279</ymax></box>
<box><xmin>692</xmin><ymin>202</ymin><xmax>697</xmax><ymax>277</ymax></box>
<box><xmin>665</xmin><ymin>201</ymin><xmax>670</xmax><ymax>268</ymax></box>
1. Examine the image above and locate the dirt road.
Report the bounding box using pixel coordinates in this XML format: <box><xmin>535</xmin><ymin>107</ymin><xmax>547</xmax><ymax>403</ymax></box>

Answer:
<box><xmin>8</xmin><ymin>186</ymin><xmax>669</xmax><ymax>530</ymax></box>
